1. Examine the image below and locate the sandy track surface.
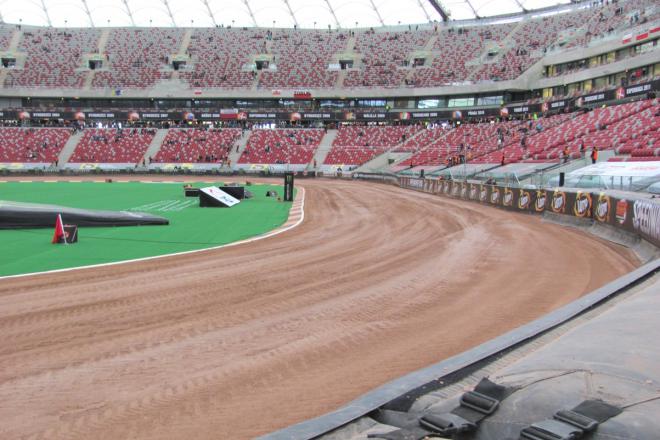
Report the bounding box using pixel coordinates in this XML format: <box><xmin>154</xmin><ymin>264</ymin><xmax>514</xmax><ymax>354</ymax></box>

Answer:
<box><xmin>0</xmin><ymin>177</ymin><xmax>638</xmax><ymax>439</ymax></box>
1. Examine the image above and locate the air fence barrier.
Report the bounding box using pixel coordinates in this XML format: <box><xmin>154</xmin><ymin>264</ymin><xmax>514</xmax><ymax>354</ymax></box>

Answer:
<box><xmin>398</xmin><ymin>177</ymin><xmax>660</xmax><ymax>248</ymax></box>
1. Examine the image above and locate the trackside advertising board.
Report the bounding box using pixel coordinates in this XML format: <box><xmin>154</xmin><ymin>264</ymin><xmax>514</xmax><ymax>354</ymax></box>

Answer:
<box><xmin>399</xmin><ymin>177</ymin><xmax>660</xmax><ymax>247</ymax></box>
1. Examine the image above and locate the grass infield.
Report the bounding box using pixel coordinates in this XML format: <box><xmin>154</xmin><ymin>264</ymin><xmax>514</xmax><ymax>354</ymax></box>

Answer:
<box><xmin>0</xmin><ymin>181</ymin><xmax>294</xmax><ymax>277</ymax></box>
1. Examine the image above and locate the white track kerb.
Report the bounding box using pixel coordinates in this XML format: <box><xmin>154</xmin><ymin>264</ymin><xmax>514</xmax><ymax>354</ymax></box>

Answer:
<box><xmin>0</xmin><ymin>186</ymin><xmax>306</xmax><ymax>281</ymax></box>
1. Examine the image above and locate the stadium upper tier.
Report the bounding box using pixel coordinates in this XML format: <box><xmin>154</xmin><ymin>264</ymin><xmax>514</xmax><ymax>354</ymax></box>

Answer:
<box><xmin>0</xmin><ymin>0</ymin><xmax>656</xmax><ymax>91</ymax></box>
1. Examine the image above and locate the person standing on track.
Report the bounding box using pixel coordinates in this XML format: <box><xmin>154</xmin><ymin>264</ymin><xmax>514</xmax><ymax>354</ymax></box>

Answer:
<box><xmin>591</xmin><ymin>146</ymin><xmax>599</xmax><ymax>164</ymax></box>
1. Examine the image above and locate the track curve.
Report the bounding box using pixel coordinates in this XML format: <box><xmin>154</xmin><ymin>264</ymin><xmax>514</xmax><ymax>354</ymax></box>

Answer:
<box><xmin>0</xmin><ymin>178</ymin><xmax>638</xmax><ymax>439</ymax></box>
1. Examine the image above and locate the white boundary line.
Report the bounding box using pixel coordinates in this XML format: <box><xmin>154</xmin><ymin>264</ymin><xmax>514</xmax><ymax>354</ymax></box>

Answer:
<box><xmin>0</xmin><ymin>187</ymin><xmax>306</xmax><ymax>281</ymax></box>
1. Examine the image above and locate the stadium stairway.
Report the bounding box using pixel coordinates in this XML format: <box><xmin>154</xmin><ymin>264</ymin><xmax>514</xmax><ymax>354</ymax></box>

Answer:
<box><xmin>356</xmin><ymin>129</ymin><xmax>431</xmax><ymax>173</ymax></box>
<box><xmin>307</xmin><ymin>129</ymin><xmax>337</xmax><ymax>171</ymax></box>
<box><xmin>422</xmin><ymin>34</ymin><xmax>438</xmax><ymax>52</ymax></box>
<box><xmin>404</xmin><ymin>34</ymin><xmax>438</xmax><ymax>85</ymax></box>
<box><xmin>345</xmin><ymin>34</ymin><xmax>357</xmax><ymax>53</ymax></box>
<box><xmin>335</xmin><ymin>35</ymin><xmax>356</xmax><ymax>89</ymax></box>
<box><xmin>7</xmin><ymin>27</ymin><xmax>22</xmax><ymax>51</ymax></box>
<box><xmin>388</xmin><ymin>127</ymin><xmax>453</xmax><ymax>172</ymax></box>
<box><xmin>57</xmin><ymin>130</ymin><xmax>84</xmax><ymax>168</ymax></box>
<box><xmin>251</xmin><ymin>38</ymin><xmax>274</xmax><ymax>91</ymax></box>
<box><xmin>84</xmin><ymin>28</ymin><xmax>111</xmax><ymax>90</ymax></box>
<box><xmin>466</xmin><ymin>19</ymin><xmax>525</xmax><ymax>81</ymax></box>
<box><xmin>335</xmin><ymin>67</ymin><xmax>348</xmax><ymax>89</ymax></box>
<box><xmin>143</xmin><ymin>129</ymin><xmax>169</xmax><ymax>165</ymax></box>
<box><xmin>0</xmin><ymin>27</ymin><xmax>23</xmax><ymax>86</ymax></box>
<box><xmin>171</xmin><ymin>29</ymin><xmax>193</xmax><ymax>81</ymax></box>
<box><xmin>358</xmin><ymin>150</ymin><xmax>413</xmax><ymax>173</ymax></box>
<box><xmin>227</xmin><ymin>130</ymin><xmax>251</xmax><ymax>167</ymax></box>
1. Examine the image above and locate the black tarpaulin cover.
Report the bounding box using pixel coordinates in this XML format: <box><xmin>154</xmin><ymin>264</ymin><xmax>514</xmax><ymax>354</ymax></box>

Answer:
<box><xmin>0</xmin><ymin>200</ymin><xmax>169</xmax><ymax>229</ymax></box>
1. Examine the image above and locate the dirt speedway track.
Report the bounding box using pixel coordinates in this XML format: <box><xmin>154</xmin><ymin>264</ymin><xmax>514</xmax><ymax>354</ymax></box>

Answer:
<box><xmin>0</xmin><ymin>177</ymin><xmax>638</xmax><ymax>439</ymax></box>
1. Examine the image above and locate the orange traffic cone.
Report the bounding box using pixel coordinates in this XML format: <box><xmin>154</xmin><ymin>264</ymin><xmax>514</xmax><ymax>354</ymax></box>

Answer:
<box><xmin>52</xmin><ymin>214</ymin><xmax>66</xmax><ymax>244</ymax></box>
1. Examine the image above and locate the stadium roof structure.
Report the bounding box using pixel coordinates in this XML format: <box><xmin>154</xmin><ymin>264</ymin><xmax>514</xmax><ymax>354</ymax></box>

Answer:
<box><xmin>0</xmin><ymin>0</ymin><xmax>574</xmax><ymax>29</ymax></box>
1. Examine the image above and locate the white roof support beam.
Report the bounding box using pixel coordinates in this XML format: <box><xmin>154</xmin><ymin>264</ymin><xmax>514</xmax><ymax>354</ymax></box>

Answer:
<box><xmin>121</xmin><ymin>0</ymin><xmax>136</xmax><ymax>26</ymax></box>
<box><xmin>323</xmin><ymin>0</ymin><xmax>341</xmax><ymax>28</ymax></box>
<box><xmin>241</xmin><ymin>0</ymin><xmax>258</xmax><ymax>27</ymax></box>
<box><xmin>161</xmin><ymin>0</ymin><xmax>177</xmax><ymax>27</ymax></box>
<box><xmin>282</xmin><ymin>0</ymin><xmax>298</xmax><ymax>27</ymax></box>
<box><xmin>465</xmin><ymin>0</ymin><xmax>480</xmax><ymax>19</ymax></box>
<box><xmin>416</xmin><ymin>0</ymin><xmax>433</xmax><ymax>22</ymax></box>
<box><xmin>426</xmin><ymin>0</ymin><xmax>450</xmax><ymax>21</ymax></box>
<box><xmin>39</xmin><ymin>0</ymin><xmax>53</xmax><ymax>26</ymax></box>
<box><xmin>514</xmin><ymin>0</ymin><xmax>529</xmax><ymax>13</ymax></box>
<box><xmin>80</xmin><ymin>0</ymin><xmax>95</xmax><ymax>27</ymax></box>
<box><xmin>200</xmin><ymin>0</ymin><xmax>218</xmax><ymax>26</ymax></box>
<box><xmin>368</xmin><ymin>0</ymin><xmax>385</xmax><ymax>26</ymax></box>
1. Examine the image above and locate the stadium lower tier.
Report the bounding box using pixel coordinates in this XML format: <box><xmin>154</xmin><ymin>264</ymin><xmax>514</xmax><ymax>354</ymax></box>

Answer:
<box><xmin>0</xmin><ymin>99</ymin><xmax>658</xmax><ymax>171</ymax></box>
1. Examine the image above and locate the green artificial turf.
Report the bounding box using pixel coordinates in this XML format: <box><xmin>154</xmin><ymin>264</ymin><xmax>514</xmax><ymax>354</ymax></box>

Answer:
<box><xmin>0</xmin><ymin>181</ymin><xmax>295</xmax><ymax>277</ymax></box>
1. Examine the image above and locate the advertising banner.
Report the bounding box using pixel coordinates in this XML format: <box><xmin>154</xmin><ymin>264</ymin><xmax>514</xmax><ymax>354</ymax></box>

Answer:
<box><xmin>399</xmin><ymin>177</ymin><xmax>660</xmax><ymax>247</ymax></box>
<box><xmin>575</xmin><ymin>78</ymin><xmax>658</xmax><ymax>107</ymax></box>
<box><xmin>630</xmin><ymin>199</ymin><xmax>660</xmax><ymax>247</ymax></box>
<box><xmin>593</xmin><ymin>192</ymin><xmax>613</xmax><ymax>223</ymax></box>
<box><xmin>572</xmin><ymin>191</ymin><xmax>593</xmax><ymax>218</ymax></box>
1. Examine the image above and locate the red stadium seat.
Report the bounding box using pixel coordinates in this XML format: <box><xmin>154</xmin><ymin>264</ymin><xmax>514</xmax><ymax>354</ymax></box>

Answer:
<box><xmin>324</xmin><ymin>126</ymin><xmax>422</xmax><ymax>165</ymax></box>
<box><xmin>69</xmin><ymin>128</ymin><xmax>155</xmax><ymax>163</ymax></box>
<box><xmin>238</xmin><ymin>129</ymin><xmax>324</xmax><ymax>164</ymax></box>
<box><xmin>0</xmin><ymin>128</ymin><xmax>71</xmax><ymax>163</ymax></box>
<box><xmin>154</xmin><ymin>128</ymin><xmax>241</xmax><ymax>163</ymax></box>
